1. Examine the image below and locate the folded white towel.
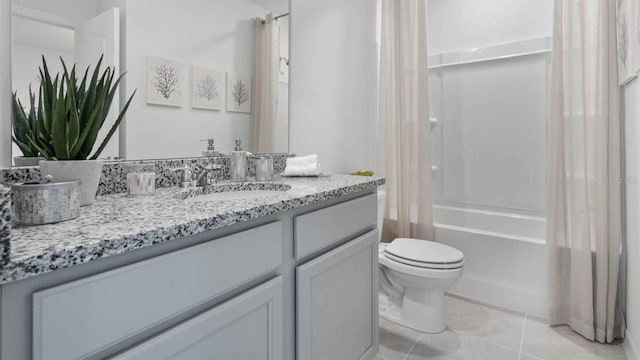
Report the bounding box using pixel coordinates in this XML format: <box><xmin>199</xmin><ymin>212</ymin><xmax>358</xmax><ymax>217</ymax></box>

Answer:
<box><xmin>283</xmin><ymin>155</ymin><xmax>322</xmax><ymax>176</ymax></box>
<box><xmin>286</xmin><ymin>154</ymin><xmax>318</xmax><ymax>167</ymax></box>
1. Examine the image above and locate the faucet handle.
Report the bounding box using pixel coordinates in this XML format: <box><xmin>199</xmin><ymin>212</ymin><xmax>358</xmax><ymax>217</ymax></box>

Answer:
<box><xmin>200</xmin><ymin>138</ymin><xmax>215</xmax><ymax>151</ymax></box>
<box><xmin>169</xmin><ymin>165</ymin><xmax>192</xmax><ymax>180</ymax></box>
<box><xmin>169</xmin><ymin>165</ymin><xmax>196</xmax><ymax>187</ymax></box>
<box><xmin>194</xmin><ymin>164</ymin><xmax>224</xmax><ymax>186</ymax></box>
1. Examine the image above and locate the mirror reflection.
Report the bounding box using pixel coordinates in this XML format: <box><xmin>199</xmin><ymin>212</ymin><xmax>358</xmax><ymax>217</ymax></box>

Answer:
<box><xmin>10</xmin><ymin>0</ymin><xmax>289</xmax><ymax>166</ymax></box>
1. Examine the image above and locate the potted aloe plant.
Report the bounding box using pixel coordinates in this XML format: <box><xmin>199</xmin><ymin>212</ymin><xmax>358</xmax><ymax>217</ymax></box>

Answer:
<box><xmin>25</xmin><ymin>56</ymin><xmax>135</xmax><ymax>206</ymax></box>
<box><xmin>12</xmin><ymin>88</ymin><xmax>45</xmax><ymax>166</ymax></box>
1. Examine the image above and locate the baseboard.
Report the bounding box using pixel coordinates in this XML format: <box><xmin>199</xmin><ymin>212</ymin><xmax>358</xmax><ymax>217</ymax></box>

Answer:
<box><xmin>626</xmin><ymin>330</ymin><xmax>640</xmax><ymax>360</ymax></box>
<box><xmin>447</xmin><ymin>274</ymin><xmax>548</xmax><ymax>319</ymax></box>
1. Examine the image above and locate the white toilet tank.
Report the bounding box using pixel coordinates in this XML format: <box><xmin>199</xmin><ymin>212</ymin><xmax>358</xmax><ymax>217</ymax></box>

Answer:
<box><xmin>377</xmin><ymin>189</ymin><xmax>386</xmax><ymax>241</ymax></box>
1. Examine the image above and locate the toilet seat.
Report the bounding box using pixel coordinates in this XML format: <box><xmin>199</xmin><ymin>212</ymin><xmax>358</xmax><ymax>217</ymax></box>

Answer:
<box><xmin>384</xmin><ymin>238</ymin><xmax>464</xmax><ymax>270</ymax></box>
<box><xmin>384</xmin><ymin>252</ymin><xmax>464</xmax><ymax>269</ymax></box>
<box><xmin>379</xmin><ymin>253</ymin><xmax>464</xmax><ymax>279</ymax></box>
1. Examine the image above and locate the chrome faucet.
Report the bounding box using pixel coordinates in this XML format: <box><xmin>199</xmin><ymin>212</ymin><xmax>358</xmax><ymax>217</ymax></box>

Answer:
<box><xmin>194</xmin><ymin>164</ymin><xmax>223</xmax><ymax>187</ymax></box>
<box><xmin>169</xmin><ymin>165</ymin><xmax>197</xmax><ymax>188</ymax></box>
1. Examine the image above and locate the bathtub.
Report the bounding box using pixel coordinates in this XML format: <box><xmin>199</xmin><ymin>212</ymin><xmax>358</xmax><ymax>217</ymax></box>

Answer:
<box><xmin>432</xmin><ymin>204</ymin><xmax>548</xmax><ymax>319</ymax></box>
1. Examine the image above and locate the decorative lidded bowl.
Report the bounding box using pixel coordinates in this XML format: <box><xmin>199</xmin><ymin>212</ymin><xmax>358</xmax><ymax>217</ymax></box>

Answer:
<box><xmin>12</xmin><ymin>180</ymin><xmax>81</xmax><ymax>226</ymax></box>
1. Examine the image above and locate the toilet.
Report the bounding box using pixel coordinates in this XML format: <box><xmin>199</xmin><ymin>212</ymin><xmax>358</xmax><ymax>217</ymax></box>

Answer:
<box><xmin>377</xmin><ymin>190</ymin><xmax>464</xmax><ymax>334</ymax></box>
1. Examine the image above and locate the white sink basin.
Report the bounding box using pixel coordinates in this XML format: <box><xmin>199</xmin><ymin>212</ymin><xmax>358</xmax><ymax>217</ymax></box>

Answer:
<box><xmin>179</xmin><ymin>182</ymin><xmax>292</xmax><ymax>203</ymax></box>
<box><xmin>185</xmin><ymin>190</ymin><xmax>285</xmax><ymax>203</ymax></box>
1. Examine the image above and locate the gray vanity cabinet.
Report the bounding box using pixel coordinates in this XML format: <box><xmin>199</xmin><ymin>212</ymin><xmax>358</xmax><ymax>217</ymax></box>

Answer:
<box><xmin>296</xmin><ymin>231</ymin><xmax>378</xmax><ymax>360</ymax></box>
<box><xmin>112</xmin><ymin>277</ymin><xmax>284</xmax><ymax>360</ymax></box>
<box><xmin>294</xmin><ymin>192</ymin><xmax>379</xmax><ymax>360</ymax></box>
<box><xmin>1</xmin><ymin>190</ymin><xmax>380</xmax><ymax>359</ymax></box>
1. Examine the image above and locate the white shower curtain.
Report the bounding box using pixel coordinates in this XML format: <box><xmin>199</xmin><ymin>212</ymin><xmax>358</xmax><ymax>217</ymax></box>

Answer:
<box><xmin>547</xmin><ymin>0</ymin><xmax>625</xmax><ymax>343</ymax></box>
<box><xmin>253</xmin><ymin>14</ymin><xmax>280</xmax><ymax>153</ymax></box>
<box><xmin>378</xmin><ymin>0</ymin><xmax>433</xmax><ymax>242</ymax></box>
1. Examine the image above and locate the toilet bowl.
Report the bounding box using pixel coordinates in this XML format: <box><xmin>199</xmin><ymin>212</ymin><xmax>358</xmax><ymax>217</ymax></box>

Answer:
<box><xmin>377</xmin><ymin>190</ymin><xmax>464</xmax><ymax>334</ymax></box>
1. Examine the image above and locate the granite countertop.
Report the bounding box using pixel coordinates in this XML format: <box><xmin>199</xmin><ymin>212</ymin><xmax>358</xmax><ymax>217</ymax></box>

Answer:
<box><xmin>1</xmin><ymin>175</ymin><xmax>384</xmax><ymax>284</ymax></box>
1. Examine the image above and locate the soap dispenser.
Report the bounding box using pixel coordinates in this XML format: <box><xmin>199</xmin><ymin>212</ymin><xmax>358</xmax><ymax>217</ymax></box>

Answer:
<box><xmin>230</xmin><ymin>138</ymin><xmax>248</xmax><ymax>181</ymax></box>
<box><xmin>201</xmin><ymin>138</ymin><xmax>219</xmax><ymax>157</ymax></box>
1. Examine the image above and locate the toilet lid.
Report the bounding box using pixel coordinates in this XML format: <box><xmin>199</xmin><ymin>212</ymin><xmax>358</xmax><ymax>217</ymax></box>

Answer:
<box><xmin>384</xmin><ymin>238</ymin><xmax>464</xmax><ymax>266</ymax></box>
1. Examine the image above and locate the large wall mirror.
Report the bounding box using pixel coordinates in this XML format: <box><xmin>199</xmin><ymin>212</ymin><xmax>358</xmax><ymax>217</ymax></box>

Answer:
<box><xmin>4</xmin><ymin>0</ymin><xmax>289</xmax><ymax>166</ymax></box>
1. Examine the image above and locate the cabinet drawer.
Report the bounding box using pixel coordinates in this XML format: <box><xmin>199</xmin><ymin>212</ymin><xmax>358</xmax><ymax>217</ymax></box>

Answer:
<box><xmin>33</xmin><ymin>222</ymin><xmax>283</xmax><ymax>360</ymax></box>
<box><xmin>295</xmin><ymin>193</ymin><xmax>376</xmax><ymax>259</ymax></box>
<box><xmin>112</xmin><ymin>277</ymin><xmax>283</xmax><ymax>360</ymax></box>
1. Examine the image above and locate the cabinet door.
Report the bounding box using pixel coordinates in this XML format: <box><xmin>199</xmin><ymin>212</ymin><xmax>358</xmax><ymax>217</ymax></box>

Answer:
<box><xmin>33</xmin><ymin>222</ymin><xmax>283</xmax><ymax>360</ymax></box>
<box><xmin>112</xmin><ymin>277</ymin><xmax>283</xmax><ymax>360</ymax></box>
<box><xmin>297</xmin><ymin>231</ymin><xmax>378</xmax><ymax>360</ymax></box>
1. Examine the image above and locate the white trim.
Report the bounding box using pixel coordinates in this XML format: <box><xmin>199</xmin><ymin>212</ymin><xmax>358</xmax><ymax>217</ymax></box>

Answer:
<box><xmin>448</xmin><ymin>274</ymin><xmax>548</xmax><ymax>320</ymax></box>
<box><xmin>12</xmin><ymin>5</ymin><xmax>79</xmax><ymax>29</ymax></box>
<box><xmin>625</xmin><ymin>330</ymin><xmax>640</xmax><ymax>360</ymax></box>
<box><xmin>435</xmin><ymin>223</ymin><xmax>545</xmax><ymax>245</ymax></box>
<box><xmin>428</xmin><ymin>37</ymin><xmax>552</xmax><ymax>70</ymax></box>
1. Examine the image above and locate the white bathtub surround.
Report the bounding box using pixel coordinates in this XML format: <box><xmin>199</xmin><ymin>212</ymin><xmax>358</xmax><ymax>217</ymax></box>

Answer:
<box><xmin>547</xmin><ymin>0</ymin><xmax>624</xmax><ymax>343</ymax></box>
<box><xmin>434</xmin><ymin>206</ymin><xmax>548</xmax><ymax>319</ymax></box>
<box><xmin>253</xmin><ymin>13</ymin><xmax>280</xmax><ymax>153</ymax></box>
<box><xmin>378</xmin><ymin>0</ymin><xmax>433</xmax><ymax>242</ymax></box>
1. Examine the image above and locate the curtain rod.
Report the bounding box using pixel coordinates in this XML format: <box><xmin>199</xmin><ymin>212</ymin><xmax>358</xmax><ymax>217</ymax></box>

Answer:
<box><xmin>262</xmin><ymin>12</ymin><xmax>289</xmax><ymax>24</ymax></box>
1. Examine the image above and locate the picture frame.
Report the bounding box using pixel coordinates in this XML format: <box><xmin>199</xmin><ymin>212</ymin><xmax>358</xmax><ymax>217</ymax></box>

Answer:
<box><xmin>226</xmin><ymin>72</ymin><xmax>252</xmax><ymax>113</ymax></box>
<box><xmin>147</xmin><ymin>56</ymin><xmax>183</xmax><ymax>107</ymax></box>
<box><xmin>634</xmin><ymin>0</ymin><xmax>640</xmax><ymax>73</ymax></box>
<box><xmin>192</xmin><ymin>65</ymin><xmax>223</xmax><ymax>111</ymax></box>
<box><xmin>617</xmin><ymin>0</ymin><xmax>637</xmax><ymax>84</ymax></box>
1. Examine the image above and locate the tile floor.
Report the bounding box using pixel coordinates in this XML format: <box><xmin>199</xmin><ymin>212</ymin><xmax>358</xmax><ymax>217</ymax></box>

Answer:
<box><xmin>377</xmin><ymin>295</ymin><xmax>628</xmax><ymax>360</ymax></box>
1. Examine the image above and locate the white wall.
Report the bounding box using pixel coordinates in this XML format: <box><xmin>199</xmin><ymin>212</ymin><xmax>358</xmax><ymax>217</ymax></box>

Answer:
<box><xmin>426</xmin><ymin>0</ymin><xmax>553</xmax><ymax>55</ymax></box>
<box><xmin>624</xmin><ymin>78</ymin><xmax>640</xmax><ymax>359</ymax></box>
<box><xmin>289</xmin><ymin>0</ymin><xmax>378</xmax><ymax>174</ymax></box>
<box><xmin>13</xmin><ymin>0</ymin><xmax>98</xmax><ymax>22</ymax></box>
<box><xmin>11</xmin><ymin>21</ymin><xmax>75</xmax><ymax>156</ymax></box>
<box><xmin>12</xmin><ymin>42</ymin><xmax>74</xmax><ymax>118</ymax></box>
<box><xmin>120</xmin><ymin>0</ymin><xmax>272</xmax><ymax>160</ymax></box>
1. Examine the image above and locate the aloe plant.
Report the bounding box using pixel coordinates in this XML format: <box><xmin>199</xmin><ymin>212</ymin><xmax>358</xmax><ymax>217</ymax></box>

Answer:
<box><xmin>25</xmin><ymin>55</ymin><xmax>136</xmax><ymax>160</ymax></box>
<box><xmin>12</xmin><ymin>86</ymin><xmax>40</xmax><ymax>157</ymax></box>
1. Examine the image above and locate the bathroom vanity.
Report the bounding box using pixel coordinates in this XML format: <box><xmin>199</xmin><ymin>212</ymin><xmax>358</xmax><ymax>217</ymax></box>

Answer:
<box><xmin>0</xmin><ymin>175</ymin><xmax>383</xmax><ymax>359</ymax></box>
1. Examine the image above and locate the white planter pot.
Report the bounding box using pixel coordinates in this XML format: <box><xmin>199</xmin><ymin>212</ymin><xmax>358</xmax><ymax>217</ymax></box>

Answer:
<box><xmin>14</xmin><ymin>156</ymin><xmax>45</xmax><ymax>167</ymax></box>
<box><xmin>39</xmin><ymin>160</ymin><xmax>104</xmax><ymax>206</ymax></box>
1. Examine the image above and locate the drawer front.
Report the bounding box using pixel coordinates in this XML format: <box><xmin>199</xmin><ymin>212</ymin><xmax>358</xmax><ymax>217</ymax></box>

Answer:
<box><xmin>111</xmin><ymin>277</ymin><xmax>283</xmax><ymax>360</ymax></box>
<box><xmin>295</xmin><ymin>193</ymin><xmax>376</xmax><ymax>259</ymax></box>
<box><xmin>33</xmin><ymin>222</ymin><xmax>283</xmax><ymax>360</ymax></box>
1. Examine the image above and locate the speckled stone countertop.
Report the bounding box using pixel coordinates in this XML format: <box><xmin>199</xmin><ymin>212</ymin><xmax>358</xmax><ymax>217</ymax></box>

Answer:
<box><xmin>0</xmin><ymin>185</ymin><xmax>10</xmax><ymax>266</ymax></box>
<box><xmin>0</xmin><ymin>175</ymin><xmax>384</xmax><ymax>284</ymax></box>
